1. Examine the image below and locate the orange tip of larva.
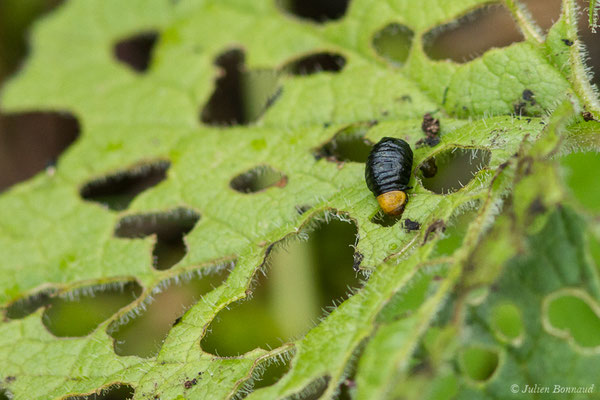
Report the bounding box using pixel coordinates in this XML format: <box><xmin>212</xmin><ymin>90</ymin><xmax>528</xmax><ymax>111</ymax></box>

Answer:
<box><xmin>376</xmin><ymin>191</ymin><xmax>408</xmax><ymax>216</ymax></box>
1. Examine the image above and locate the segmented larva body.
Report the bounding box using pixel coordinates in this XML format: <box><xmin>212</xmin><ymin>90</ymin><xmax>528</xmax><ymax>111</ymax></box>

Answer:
<box><xmin>365</xmin><ymin>137</ymin><xmax>413</xmax><ymax>216</ymax></box>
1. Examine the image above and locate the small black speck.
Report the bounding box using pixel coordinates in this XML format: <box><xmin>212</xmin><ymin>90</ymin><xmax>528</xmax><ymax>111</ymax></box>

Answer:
<box><xmin>323</xmin><ymin>122</ymin><xmax>331</xmax><ymax>128</ymax></box>
<box><xmin>184</xmin><ymin>378</ymin><xmax>198</xmax><ymax>389</ymax></box>
<box><xmin>404</xmin><ymin>219</ymin><xmax>420</xmax><ymax>232</ymax></box>
<box><xmin>522</xmin><ymin>89</ymin><xmax>535</xmax><ymax>105</ymax></box>
<box><xmin>528</xmin><ymin>197</ymin><xmax>546</xmax><ymax>216</ymax></box>
<box><xmin>562</xmin><ymin>38</ymin><xmax>574</xmax><ymax>46</ymax></box>
<box><xmin>173</xmin><ymin>316</ymin><xmax>182</xmax><ymax>327</ymax></box>
<box><xmin>582</xmin><ymin>111</ymin><xmax>595</xmax><ymax>122</ymax></box>
<box><xmin>353</xmin><ymin>252</ymin><xmax>364</xmax><ymax>271</ymax></box>
<box><xmin>5</xmin><ymin>376</ymin><xmax>16</xmax><ymax>383</ymax></box>
<box><xmin>416</xmin><ymin>136</ymin><xmax>440</xmax><ymax>148</ymax></box>
<box><xmin>514</xmin><ymin>101</ymin><xmax>527</xmax><ymax>115</ymax></box>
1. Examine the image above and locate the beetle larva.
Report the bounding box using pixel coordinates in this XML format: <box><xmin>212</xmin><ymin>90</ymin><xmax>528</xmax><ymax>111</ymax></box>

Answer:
<box><xmin>365</xmin><ymin>137</ymin><xmax>413</xmax><ymax>216</ymax></box>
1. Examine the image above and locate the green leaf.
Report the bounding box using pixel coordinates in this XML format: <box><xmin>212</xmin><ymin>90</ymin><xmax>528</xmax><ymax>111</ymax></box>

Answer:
<box><xmin>0</xmin><ymin>0</ymin><xmax>599</xmax><ymax>399</ymax></box>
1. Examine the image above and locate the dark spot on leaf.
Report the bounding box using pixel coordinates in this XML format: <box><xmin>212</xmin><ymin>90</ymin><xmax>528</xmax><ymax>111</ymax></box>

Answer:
<box><xmin>372</xmin><ymin>23</ymin><xmax>414</xmax><ymax>66</ymax></box>
<box><xmin>201</xmin><ymin>217</ymin><xmax>361</xmax><ymax>356</ymax></box>
<box><xmin>276</xmin><ymin>0</ymin><xmax>350</xmax><ymax>23</ymax></box>
<box><xmin>419</xmin><ymin>148</ymin><xmax>491</xmax><ymax>194</ymax></box>
<box><xmin>352</xmin><ymin>252</ymin><xmax>364</xmax><ymax>271</ymax></box>
<box><xmin>0</xmin><ymin>111</ymin><xmax>80</xmax><ymax>192</ymax></box>
<box><xmin>230</xmin><ymin>165</ymin><xmax>287</xmax><ymax>193</ymax></box>
<box><xmin>582</xmin><ymin>111</ymin><xmax>595</xmax><ymax>122</ymax></box>
<box><xmin>423</xmin><ymin>4</ymin><xmax>523</xmax><ymax>63</ymax></box>
<box><xmin>64</xmin><ymin>384</ymin><xmax>135</xmax><ymax>400</ymax></box>
<box><xmin>419</xmin><ymin>158</ymin><xmax>438</xmax><ymax>178</ymax></box>
<box><xmin>424</xmin><ymin>220</ymin><xmax>446</xmax><ymax>244</ymax></box>
<box><xmin>173</xmin><ymin>316</ymin><xmax>182</xmax><ymax>327</ymax></box>
<box><xmin>109</xmin><ymin>264</ymin><xmax>230</xmax><ymax>357</ymax></box>
<box><xmin>527</xmin><ymin>197</ymin><xmax>546</xmax><ymax>216</ymax></box>
<box><xmin>370</xmin><ymin>210</ymin><xmax>401</xmax><ymax>227</ymax></box>
<box><xmin>184</xmin><ymin>378</ymin><xmax>198</xmax><ymax>389</ymax></box>
<box><xmin>80</xmin><ymin>160</ymin><xmax>170</xmax><ymax>211</ymax></box>
<box><xmin>513</xmin><ymin>101</ymin><xmax>527</xmax><ymax>116</ymax></box>
<box><xmin>522</xmin><ymin>89</ymin><xmax>536</xmax><ymax>105</ymax></box>
<box><xmin>404</xmin><ymin>219</ymin><xmax>421</xmax><ymax>232</ymax></box>
<box><xmin>284</xmin><ymin>52</ymin><xmax>346</xmax><ymax>75</ymax></box>
<box><xmin>4</xmin><ymin>376</ymin><xmax>15</xmax><ymax>383</ymax></box>
<box><xmin>201</xmin><ymin>49</ymin><xmax>281</xmax><ymax>126</ymax></box>
<box><xmin>43</xmin><ymin>281</ymin><xmax>142</xmax><ymax>337</ymax></box>
<box><xmin>415</xmin><ymin>136</ymin><xmax>441</xmax><ymax>148</ymax></box>
<box><xmin>421</xmin><ymin>113</ymin><xmax>440</xmax><ymax>136</ymax></box>
<box><xmin>114</xmin><ymin>32</ymin><xmax>158</xmax><ymax>72</ymax></box>
<box><xmin>114</xmin><ymin>207</ymin><xmax>200</xmax><ymax>270</ymax></box>
<box><xmin>314</xmin><ymin>122</ymin><xmax>374</xmax><ymax>163</ymax></box>
<box><xmin>399</xmin><ymin>95</ymin><xmax>412</xmax><ymax>103</ymax></box>
<box><xmin>562</xmin><ymin>38</ymin><xmax>574</xmax><ymax>46</ymax></box>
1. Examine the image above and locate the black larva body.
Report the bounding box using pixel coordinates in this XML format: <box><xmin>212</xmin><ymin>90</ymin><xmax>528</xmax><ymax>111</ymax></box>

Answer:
<box><xmin>365</xmin><ymin>137</ymin><xmax>413</xmax><ymax>196</ymax></box>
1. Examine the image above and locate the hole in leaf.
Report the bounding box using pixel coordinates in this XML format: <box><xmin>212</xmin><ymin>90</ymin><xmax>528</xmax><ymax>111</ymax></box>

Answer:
<box><xmin>423</xmin><ymin>4</ymin><xmax>523</xmax><ymax>63</ymax></box>
<box><xmin>377</xmin><ymin>268</ymin><xmax>442</xmax><ymax>323</ymax></box>
<box><xmin>80</xmin><ymin>160</ymin><xmax>170</xmax><ymax>211</ymax></box>
<box><xmin>459</xmin><ymin>346</ymin><xmax>499</xmax><ymax>382</ymax></box>
<box><xmin>5</xmin><ymin>288</ymin><xmax>57</xmax><ymax>319</ymax></box>
<box><xmin>0</xmin><ymin>0</ymin><xmax>65</xmax><ymax>80</ymax></box>
<box><xmin>520</xmin><ymin>0</ymin><xmax>561</xmax><ymax>32</ymax></box>
<box><xmin>419</xmin><ymin>148</ymin><xmax>491</xmax><ymax>194</ymax></box>
<box><xmin>546</xmin><ymin>292</ymin><xmax>600</xmax><ymax>348</ymax></box>
<box><xmin>314</xmin><ymin>123</ymin><xmax>373</xmax><ymax>163</ymax></box>
<box><xmin>201</xmin><ymin>216</ymin><xmax>361</xmax><ymax>356</ymax></box>
<box><xmin>370</xmin><ymin>210</ymin><xmax>401</xmax><ymax>227</ymax></box>
<box><xmin>419</xmin><ymin>157</ymin><xmax>438</xmax><ymax>178</ymax></box>
<box><xmin>491</xmin><ymin>302</ymin><xmax>524</xmax><ymax>343</ymax></box>
<box><xmin>114</xmin><ymin>207</ymin><xmax>200</xmax><ymax>270</ymax></box>
<box><xmin>114</xmin><ymin>32</ymin><xmax>158</xmax><ymax>72</ymax></box>
<box><xmin>432</xmin><ymin>209</ymin><xmax>477</xmax><ymax>257</ymax></box>
<box><xmin>372</xmin><ymin>23</ymin><xmax>414</xmax><ymax>66</ymax></box>
<box><xmin>42</xmin><ymin>281</ymin><xmax>142</xmax><ymax>337</ymax></box>
<box><xmin>276</xmin><ymin>0</ymin><xmax>350</xmax><ymax>22</ymax></box>
<box><xmin>253</xmin><ymin>357</ymin><xmax>292</xmax><ymax>391</ymax></box>
<box><xmin>109</xmin><ymin>265</ymin><xmax>230</xmax><ymax>357</ymax></box>
<box><xmin>284</xmin><ymin>52</ymin><xmax>346</xmax><ymax>75</ymax></box>
<box><xmin>0</xmin><ymin>111</ymin><xmax>80</xmax><ymax>192</ymax></box>
<box><xmin>236</xmin><ymin>352</ymin><xmax>294</xmax><ymax>398</ymax></box>
<box><xmin>201</xmin><ymin>49</ymin><xmax>281</xmax><ymax>126</ymax></box>
<box><xmin>230</xmin><ymin>165</ymin><xmax>287</xmax><ymax>193</ymax></box>
<box><xmin>64</xmin><ymin>384</ymin><xmax>135</xmax><ymax>400</ymax></box>
<box><xmin>525</xmin><ymin>0</ymin><xmax>600</xmax><ymax>87</ymax></box>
